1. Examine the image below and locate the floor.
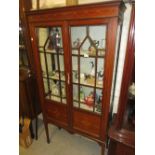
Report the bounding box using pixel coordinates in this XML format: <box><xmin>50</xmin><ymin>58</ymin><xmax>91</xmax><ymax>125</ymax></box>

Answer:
<box><xmin>19</xmin><ymin>115</ymin><xmax>107</xmax><ymax>155</ymax></box>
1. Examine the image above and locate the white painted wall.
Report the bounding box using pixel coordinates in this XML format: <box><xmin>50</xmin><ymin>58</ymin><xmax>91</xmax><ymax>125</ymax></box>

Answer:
<box><xmin>112</xmin><ymin>3</ymin><xmax>132</xmax><ymax>113</ymax></box>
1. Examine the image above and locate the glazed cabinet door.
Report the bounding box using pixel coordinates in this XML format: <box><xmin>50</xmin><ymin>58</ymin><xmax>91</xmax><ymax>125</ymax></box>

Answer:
<box><xmin>37</xmin><ymin>27</ymin><xmax>67</xmax><ymax>103</ymax></box>
<box><xmin>68</xmin><ymin>19</ymin><xmax>118</xmax><ymax>140</ymax></box>
<box><xmin>70</xmin><ymin>24</ymin><xmax>106</xmax><ymax>114</ymax></box>
<box><xmin>29</xmin><ymin>22</ymin><xmax>70</xmax><ymax>127</ymax></box>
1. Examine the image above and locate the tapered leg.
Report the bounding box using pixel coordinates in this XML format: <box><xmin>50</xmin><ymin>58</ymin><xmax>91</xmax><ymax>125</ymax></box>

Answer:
<box><xmin>29</xmin><ymin>121</ymin><xmax>35</xmax><ymax>139</ymax></box>
<box><xmin>101</xmin><ymin>143</ymin><xmax>105</xmax><ymax>155</ymax></box>
<box><xmin>44</xmin><ymin>122</ymin><xmax>50</xmax><ymax>143</ymax></box>
<box><xmin>35</xmin><ymin>116</ymin><xmax>38</xmax><ymax>140</ymax></box>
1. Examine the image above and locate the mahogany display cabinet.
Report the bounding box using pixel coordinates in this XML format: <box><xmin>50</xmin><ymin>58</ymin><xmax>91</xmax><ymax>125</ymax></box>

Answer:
<box><xmin>25</xmin><ymin>1</ymin><xmax>125</xmax><ymax>154</ymax></box>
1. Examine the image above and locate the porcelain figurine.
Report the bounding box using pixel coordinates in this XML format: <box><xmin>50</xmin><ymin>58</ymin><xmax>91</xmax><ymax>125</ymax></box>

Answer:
<box><xmin>93</xmin><ymin>40</ymin><xmax>99</xmax><ymax>48</ymax></box>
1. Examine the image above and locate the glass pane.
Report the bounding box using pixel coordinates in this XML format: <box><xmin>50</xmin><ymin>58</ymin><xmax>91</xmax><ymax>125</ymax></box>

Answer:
<box><xmin>95</xmin><ymin>89</ymin><xmax>103</xmax><ymax>114</ymax></box>
<box><xmin>89</xmin><ymin>25</ymin><xmax>106</xmax><ymax>49</ymax></box>
<box><xmin>43</xmin><ymin>78</ymin><xmax>49</xmax><ymax>94</ymax></box>
<box><xmin>71</xmin><ymin>26</ymin><xmax>86</xmax><ymax>49</ymax></box>
<box><xmin>80</xmin><ymin>86</ymin><xmax>94</xmax><ymax>112</ymax></box>
<box><xmin>80</xmin><ymin>57</ymin><xmax>95</xmax><ymax>87</ymax></box>
<box><xmin>72</xmin><ymin>56</ymin><xmax>78</xmax><ymax>83</ymax></box>
<box><xmin>71</xmin><ymin>25</ymin><xmax>106</xmax><ymax>114</ymax></box>
<box><xmin>96</xmin><ymin>58</ymin><xmax>104</xmax><ymax>88</ymax></box>
<box><xmin>39</xmin><ymin>53</ymin><xmax>47</xmax><ymax>76</ymax></box>
<box><xmin>61</xmin><ymin>82</ymin><xmax>66</xmax><ymax>104</ymax></box>
<box><xmin>73</xmin><ymin>84</ymin><xmax>79</xmax><ymax>102</ymax></box>
<box><xmin>37</xmin><ymin>27</ymin><xmax>66</xmax><ymax>104</ymax></box>
<box><xmin>71</xmin><ymin>25</ymin><xmax>106</xmax><ymax>57</ymax></box>
<box><xmin>80</xmin><ymin>38</ymin><xmax>96</xmax><ymax>56</ymax></box>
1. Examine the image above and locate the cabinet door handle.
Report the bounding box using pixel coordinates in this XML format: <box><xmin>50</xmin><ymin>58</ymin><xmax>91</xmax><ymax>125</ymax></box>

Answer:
<box><xmin>67</xmin><ymin>73</ymin><xmax>70</xmax><ymax>85</ymax></box>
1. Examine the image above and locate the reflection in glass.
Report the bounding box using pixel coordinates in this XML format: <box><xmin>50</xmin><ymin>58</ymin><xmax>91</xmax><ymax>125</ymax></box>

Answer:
<box><xmin>71</xmin><ymin>25</ymin><xmax>106</xmax><ymax>57</ymax></box>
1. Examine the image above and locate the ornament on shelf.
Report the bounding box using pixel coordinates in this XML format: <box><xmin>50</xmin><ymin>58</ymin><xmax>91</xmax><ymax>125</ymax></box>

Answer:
<box><xmin>88</xmin><ymin>46</ymin><xmax>96</xmax><ymax>56</ymax></box>
<box><xmin>93</xmin><ymin>40</ymin><xmax>99</xmax><ymax>48</ymax></box>
<box><xmin>48</xmin><ymin>28</ymin><xmax>61</xmax><ymax>50</ymax></box>
<box><xmin>84</xmin><ymin>91</ymin><xmax>94</xmax><ymax>107</ymax></box>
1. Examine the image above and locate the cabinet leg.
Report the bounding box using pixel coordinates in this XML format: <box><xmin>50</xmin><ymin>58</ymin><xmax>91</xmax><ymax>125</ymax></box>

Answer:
<box><xmin>30</xmin><ymin>121</ymin><xmax>35</xmax><ymax>139</ymax></box>
<box><xmin>44</xmin><ymin>122</ymin><xmax>50</xmax><ymax>143</ymax></box>
<box><xmin>101</xmin><ymin>144</ymin><xmax>105</xmax><ymax>155</ymax></box>
<box><xmin>35</xmin><ymin>116</ymin><xmax>38</xmax><ymax>140</ymax></box>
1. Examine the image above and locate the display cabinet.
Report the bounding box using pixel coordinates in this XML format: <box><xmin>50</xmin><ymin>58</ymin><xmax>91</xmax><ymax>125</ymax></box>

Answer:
<box><xmin>108</xmin><ymin>2</ymin><xmax>135</xmax><ymax>155</ymax></box>
<box><xmin>26</xmin><ymin>1</ymin><xmax>125</xmax><ymax>154</ymax></box>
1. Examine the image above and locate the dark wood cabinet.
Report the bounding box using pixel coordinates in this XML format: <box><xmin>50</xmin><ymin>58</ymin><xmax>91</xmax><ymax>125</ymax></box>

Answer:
<box><xmin>25</xmin><ymin>1</ymin><xmax>125</xmax><ymax>154</ymax></box>
<box><xmin>108</xmin><ymin>2</ymin><xmax>135</xmax><ymax>155</ymax></box>
<box><xmin>19</xmin><ymin>68</ymin><xmax>42</xmax><ymax>139</ymax></box>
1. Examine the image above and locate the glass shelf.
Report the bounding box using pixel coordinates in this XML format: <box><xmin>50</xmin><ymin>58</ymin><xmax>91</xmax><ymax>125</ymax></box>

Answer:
<box><xmin>72</xmin><ymin>81</ymin><xmax>103</xmax><ymax>89</ymax></box>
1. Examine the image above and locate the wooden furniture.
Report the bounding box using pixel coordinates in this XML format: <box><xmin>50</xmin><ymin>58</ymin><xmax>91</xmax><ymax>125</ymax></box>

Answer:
<box><xmin>20</xmin><ymin>0</ymin><xmax>43</xmax><ymax>140</ymax></box>
<box><xmin>19</xmin><ymin>68</ymin><xmax>41</xmax><ymax>139</ymax></box>
<box><xmin>108</xmin><ymin>2</ymin><xmax>135</xmax><ymax>155</ymax></box>
<box><xmin>25</xmin><ymin>1</ymin><xmax>125</xmax><ymax>154</ymax></box>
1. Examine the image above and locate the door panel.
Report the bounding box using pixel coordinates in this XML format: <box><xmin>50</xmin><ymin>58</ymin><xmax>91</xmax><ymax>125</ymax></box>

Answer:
<box><xmin>36</xmin><ymin>27</ymin><xmax>67</xmax><ymax>104</ymax></box>
<box><xmin>70</xmin><ymin>25</ymin><xmax>107</xmax><ymax>115</ymax></box>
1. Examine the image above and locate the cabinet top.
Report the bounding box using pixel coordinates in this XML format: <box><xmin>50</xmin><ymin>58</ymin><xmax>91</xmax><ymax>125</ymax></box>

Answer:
<box><xmin>26</xmin><ymin>0</ymin><xmax>125</xmax><ymax>23</ymax></box>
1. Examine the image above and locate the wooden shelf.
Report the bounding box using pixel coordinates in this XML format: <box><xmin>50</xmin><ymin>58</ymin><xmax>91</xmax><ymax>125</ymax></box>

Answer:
<box><xmin>72</xmin><ymin>80</ymin><xmax>103</xmax><ymax>89</ymax></box>
<box><xmin>39</xmin><ymin>49</ymin><xmax>64</xmax><ymax>55</ymax></box>
<box><xmin>72</xmin><ymin>49</ymin><xmax>105</xmax><ymax>58</ymax></box>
